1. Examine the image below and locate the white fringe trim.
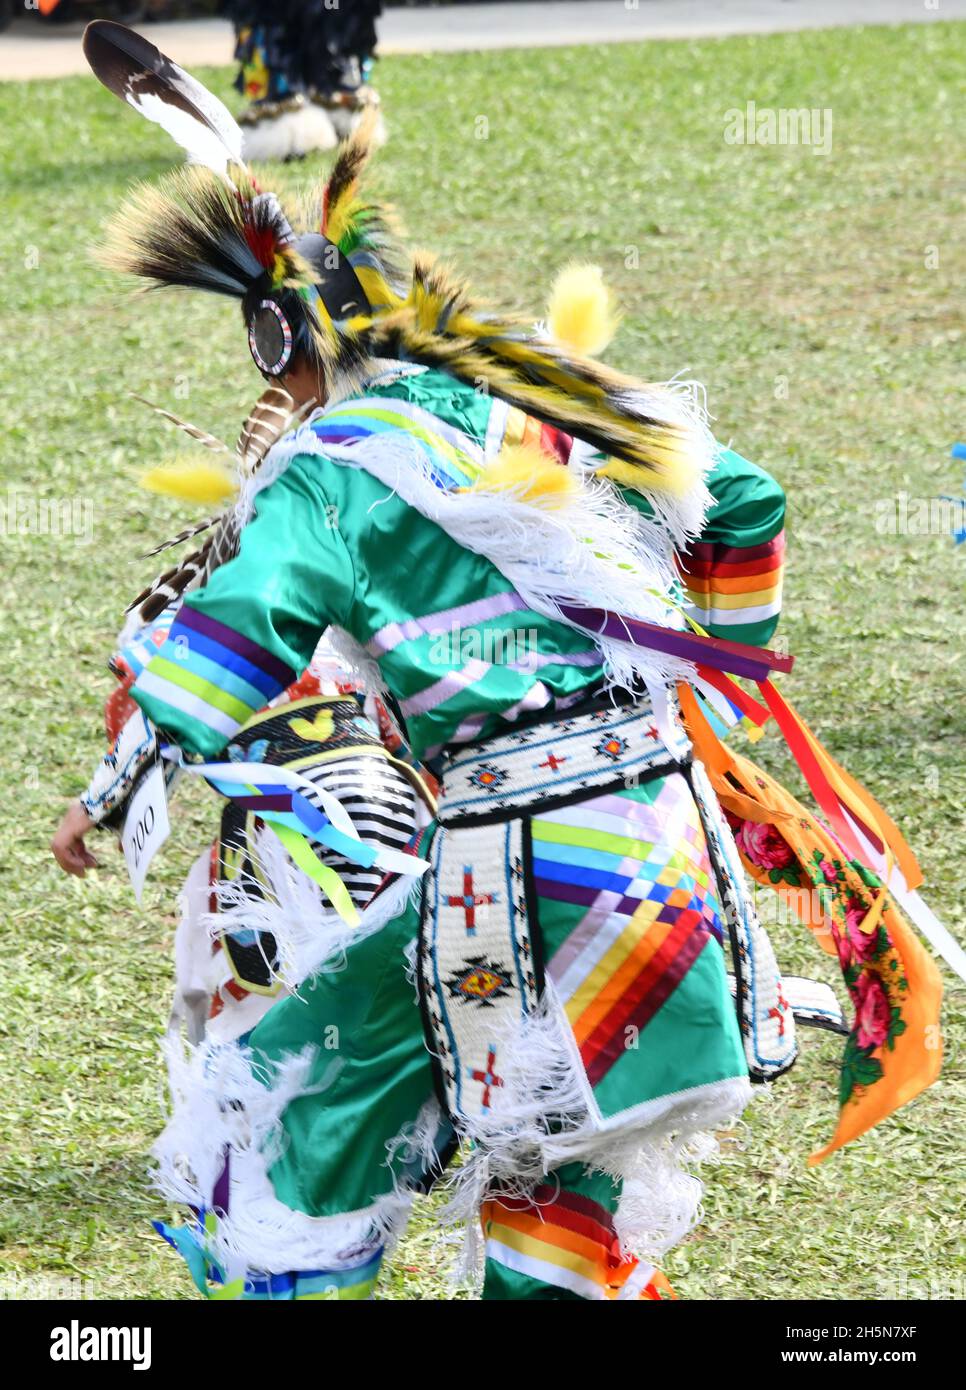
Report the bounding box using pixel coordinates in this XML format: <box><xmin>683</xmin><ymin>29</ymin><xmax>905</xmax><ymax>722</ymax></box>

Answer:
<box><xmin>328</xmin><ymin>104</ymin><xmax>388</xmax><ymax>147</ymax></box>
<box><xmin>171</xmin><ymin>851</ymin><xmax>224</xmax><ymax>1045</ymax></box>
<box><xmin>255</xmin><ymin>420</ymin><xmax>704</xmax><ymax>702</ymax></box>
<box><xmin>211</xmin><ymin>826</ymin><xmax>423</xmax><ymax>992</ymax></box>
<box><xmin>241</xmin><ymin>104</ymin><xmax>338</xmax><ymax>161</ymax></box>
<box><xmin>154</xmin><ymin>1036</ymin><xmax>431</xmax><ymax>1283</ymax></box>
<box><xmin>431</xmin><ymin>986</ymin><xmax>750</xmax><ymax>1283</ymax></box>
<box><xmin>323</xmin><ymin>624</ymin><xmax>388</xmax><ymax>697</ymax></box>
<box><xmin>155</xmin><ymin>987</ymin><xmax>747</xmax><ymax>1290</ymax></box>
<box><xmin>613</xmin><ymin>374</ymin><xmax>716</xmax><ymax>542</ymax></box>
<box><xmin>161</xmin><ymin>890</ymin><xmax>747</xmax><ymax>1291</ymax></box>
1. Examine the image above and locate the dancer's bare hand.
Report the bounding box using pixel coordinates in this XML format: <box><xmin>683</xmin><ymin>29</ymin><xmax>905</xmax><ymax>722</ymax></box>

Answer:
<box><xmin>51</xmin><ymin>801</ymin><xmax>98</xmax><ymax>878</ymax></box>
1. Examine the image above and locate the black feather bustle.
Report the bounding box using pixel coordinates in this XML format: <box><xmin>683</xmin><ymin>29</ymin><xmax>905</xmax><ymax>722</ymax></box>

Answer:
<box><xmin>99</xmin><ymin>169</ymin><xmax>268</xmax><ymax>298</ymax></box>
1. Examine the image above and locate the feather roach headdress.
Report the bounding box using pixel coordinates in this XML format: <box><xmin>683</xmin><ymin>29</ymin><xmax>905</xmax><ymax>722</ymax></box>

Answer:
<box><xmin>86</xmin><ymin>19</ymin><xmax>710</xmax><ymax>502</ymax></box>
<box><xmin>84</xmin><ymin>20</ymin><xmax>383</xmax><ymax>385</ymax></box>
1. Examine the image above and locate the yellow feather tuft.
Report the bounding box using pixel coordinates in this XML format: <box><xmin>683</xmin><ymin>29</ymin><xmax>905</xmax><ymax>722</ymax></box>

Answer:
<box><xmin>139</xmin><ymin>454</ymin><xmax>238</xmax><ymax>507</ymax></box>
<box><xmin>546</xmin><ymin>263</ymin><xmax>619</xmax><ymax>357</ymax></box>
<box><xmin>598</xmin><ymin>443</ymin><xmax>702</xmax><ymax>500</ymax></box>
<box><xmin>468</xmin><ymin>443</ymin><xmax>580</xmax><ymax>509</ymax></box>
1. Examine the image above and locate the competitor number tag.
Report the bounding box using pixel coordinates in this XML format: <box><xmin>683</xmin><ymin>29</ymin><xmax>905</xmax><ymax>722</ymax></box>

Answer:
<box><xmin>122</xmin><ymin>761</ymin><xmax>170</xmax><ymax>902</ymax></box>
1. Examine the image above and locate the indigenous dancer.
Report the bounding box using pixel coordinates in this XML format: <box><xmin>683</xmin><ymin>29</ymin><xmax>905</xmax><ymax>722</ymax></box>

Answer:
<box><xmin>53</xmin><ymin>23</ymin><xmax>946</xmax><ymax>1302</ymax></box>
<box><xmin>221</xmin><ymin>0</ymin><xmax>385</xmax><ymax>160</ymax></box>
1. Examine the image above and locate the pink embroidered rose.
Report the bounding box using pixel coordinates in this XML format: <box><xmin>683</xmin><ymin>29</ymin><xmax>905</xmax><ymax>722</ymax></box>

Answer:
<box><xmin>846</xmin><ymin>896</ymin><xmax>879</xmax><ymax>962</ymax></box>
<box><xmin>835</xmin><ymin>926</ymin><xmax>853</xmax><ymax>974</ymax></box>
<box><xmin>735</xmin><ymin>820</ymin><xmax>794</xmax><ymax>870</ymax></box>
<box><xmin>854</xmin><ymin>973</ymin><xmax>891</xmax><ymax>1050</ymax></box>
<box><xmin>819</xmin><ymin>859</ymin><xmax>839</xmax><ymax>884</ymax></box>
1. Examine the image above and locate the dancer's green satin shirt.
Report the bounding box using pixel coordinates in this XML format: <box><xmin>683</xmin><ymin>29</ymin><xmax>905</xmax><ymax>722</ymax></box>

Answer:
<box><xmin>131</xmin><ymin>369</ymin><xmax>785</xmax><ymax>760</ymax></box>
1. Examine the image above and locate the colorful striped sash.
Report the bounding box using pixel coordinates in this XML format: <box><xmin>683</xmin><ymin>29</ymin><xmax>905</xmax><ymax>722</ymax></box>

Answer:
<box><xmin>309</xmin><ymin>395</ymin><xmax>483</xmax><ymax>490</ymax></box>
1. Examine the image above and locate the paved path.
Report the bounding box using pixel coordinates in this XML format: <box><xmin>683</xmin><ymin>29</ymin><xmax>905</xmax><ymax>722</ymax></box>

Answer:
<box><xmin>1</xmin><ymin>1</ymin><xmax>963</xmax><ymax>81</ymax></box>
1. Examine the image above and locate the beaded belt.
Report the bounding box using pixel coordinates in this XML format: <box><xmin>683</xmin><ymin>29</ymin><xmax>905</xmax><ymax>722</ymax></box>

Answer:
<box><xmin>436</xmin><ymin>698</ymin><xmax>690</xmax><ymax>827</ymax></box>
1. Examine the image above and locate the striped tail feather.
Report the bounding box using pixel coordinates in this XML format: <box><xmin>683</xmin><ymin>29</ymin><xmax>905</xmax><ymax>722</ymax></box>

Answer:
<box><xmin>129</xmin><ymin>386</ymin><xmax>316</xmax><ymax>618</ymax></box>
<box><xmin>128</xmin><ymin>393</ymin><xmax>231</xmax><ymax>455</ymax></box>
<box><xmin>142</xmin><ymin>513</ymin><xmax>221</xmax><ymax>558</ymax></box>
<box><xmin>236</xmin><ymin>387</ymin><xmax>316</xmax><ymax>472</ymax></box>
<box><xmin>128</xmin><ymin>536</ymin><xmax>214</xmax><ymax>622</ymax></box>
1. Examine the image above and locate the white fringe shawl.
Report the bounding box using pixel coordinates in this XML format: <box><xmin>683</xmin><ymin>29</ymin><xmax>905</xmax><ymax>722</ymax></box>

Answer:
<box><xmin>237</xmin><ymin>391</ymin><xmax>717</xmax><ymax>705</ymax></box>
<box><xmin>590</xmin><ymin>376</ymin><xmax>716</xmax><ymax>543</ymax></box>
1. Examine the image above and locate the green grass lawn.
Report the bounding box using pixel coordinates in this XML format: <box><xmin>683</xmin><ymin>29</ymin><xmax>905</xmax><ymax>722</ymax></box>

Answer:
<box><xmin>0</xmin><ymin>19</ymin><xmax>963</xmax><ymax>1301</ymax></box>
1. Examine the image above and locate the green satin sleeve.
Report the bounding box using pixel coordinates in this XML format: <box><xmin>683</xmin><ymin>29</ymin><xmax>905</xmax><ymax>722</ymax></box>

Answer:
<box><xmin>131</xmin><ymin>454</ymin><xmax>355</xmax><ymax>758</ymax></box>
<box><xmin>699</xmin><ymin>446</ymin><xmax>786</xmax><ymax>549</ymax></box>
<box><xmin>188</xmin><ymin>455</ymin><xmax>356</xmax><ymax>672</ymax></box>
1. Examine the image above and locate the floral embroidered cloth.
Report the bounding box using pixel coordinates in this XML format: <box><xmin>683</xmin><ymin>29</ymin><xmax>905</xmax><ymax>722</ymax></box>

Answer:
<box><xmin>681</xmin><ymin>687</ymin><xmax>942</xmax><ymax>1163</ymax></box>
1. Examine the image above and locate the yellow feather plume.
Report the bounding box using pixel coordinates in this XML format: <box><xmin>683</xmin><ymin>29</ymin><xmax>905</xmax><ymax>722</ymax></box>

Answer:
<box><xmin>598</xmin><ymin>447</ymin><xmax>702</xmax><ymax>499</ymax></box>
<box><xmin>546</xmin><ymin>263</ymin><xmax>619</xmax><ymax>358</ymax></box>
<box><xmin>467</xmin><ymin>443</ymin><xmax>580</xmax><ymax>509</ymax></box>
<box><xmin>139</xmin><ymin>454</ymin><xmax>238</xmax><ymax>507</ymax></box>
